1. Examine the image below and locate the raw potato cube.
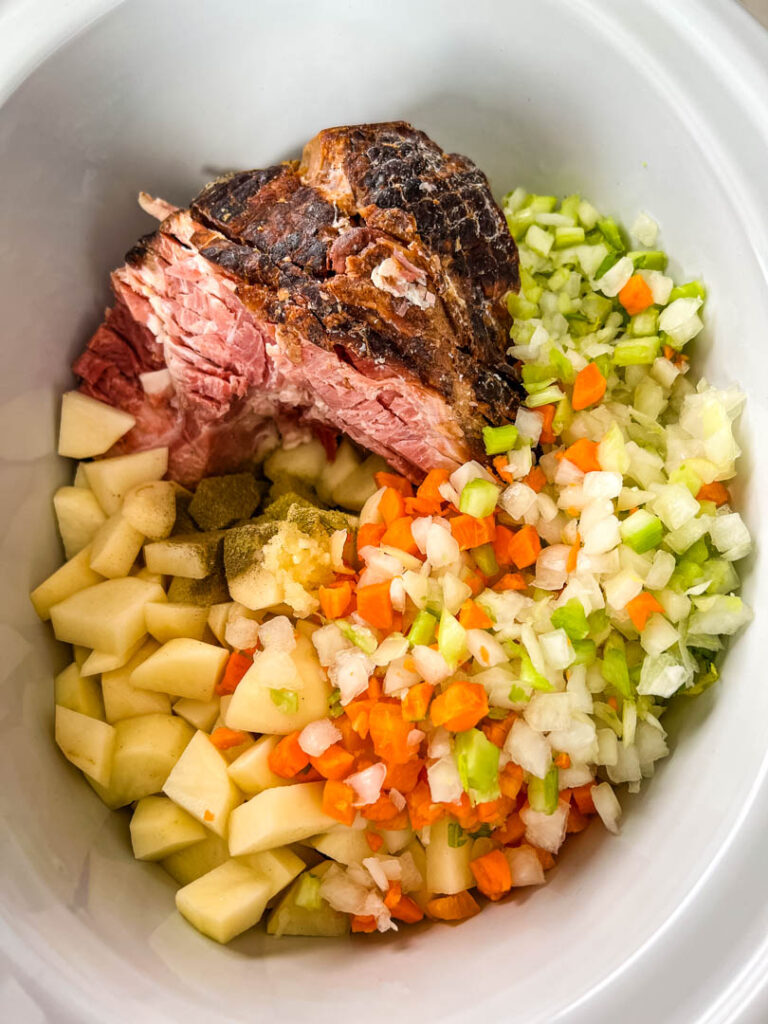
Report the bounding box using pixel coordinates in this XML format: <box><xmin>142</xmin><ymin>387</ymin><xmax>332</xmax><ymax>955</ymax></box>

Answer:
<box><xmin>228</xmin><ymin>782</ymin><xmax>336</xmax><ymax>856</ymax></box>
<box><xmin>88</xmin><ymin>713</ymin><xmax>194</xmax><ymax>809</ymax></box>
<box><xmin>405</xmin><ymin>838</ymin><xmax>432</xmax><ymax>910</ymax></box>
<box><xmin>163</xmin><ymin>730</ymin><xmax>243</xmax><ymax>837</ymax></box>
<box><xmin>162</xmin><ymin>831</ymin><xmax>231</xmax><ymax>886</ymax></box>
<box><xmin>132</xmin><ymin>566</ymin><xmax>165</xmax><ymax>586</ymax></box>
<box><xmin>175</xmin><ymin>859</ymin><xmax>274</xmax><ymax>944</ymax></box>
<box><xmin>122</xmin><ymin>480</ymin><xmax>176</xmax><ymax>539</ymax></box>
<box><xmin>426</xmin><ymin>816</ymin><xmax>474</xmax><ymax>895</ymax></box>
<box><xmin>332</xmin><ymin>454</ymin><xmax>389</xmax><ymax>511</ymax></box>
<box><xmin>264</xmin><ymin>440</ymin><xmax>328</xmax><ymax>485</ymax></box>
<box><xmin>101</xmin><ymin>640</ymin><xmax>172</xmax><ymax>723</ymax></box>
<box><xmin>89</xmin><ymin>513</ymin><xmax>144</xmax><ymax>578</ymax></box>
<box><xmin>315</xmin><ymin>440</ymin><xmax>360</xmax><ymax>504</ymax></box>
<box><xmin>167</xmin><ymin>572</ymin><xmax>229</xmax><ymax>607</ymax></box>
<box><xmin>53</xmin><ymin>487</ymin><xmax>106</xmax><ymax>559</ymax></box>
<box><xmin>226</xmin><ymin>634</ymin><xmax>331</xmax><ymax>734</ymax></box>
<box><xmin>30</xmin><ymin>545</ymin><xmax>104</xmax><ymax>621</ymax></box>
<box><xmin>146</xmin><ymin>602</ymin><xmax>209</xmax><ymax>643</ymax></box>
<box><xmin>173</xmin><ymin>696</ymin><xmax>220</xmax><ymax>732</ymax></box>
<box><xmin>207</xmin><ymin>602</ymin><xmax>233</xmax><ymax>646</ymax></box>
<box><xmin>73</xmin><ymin>463</ymin><xmax>91</xmax><ymax>489</ymax></box>
<box><xmin>144</xmin><ymin>532</ymin><xmax>223</xmax><ymax>580</ymax></box>
<box><xmin>58</xmin><ymin>391</ymin><xmax>136</xmax><ymax>459</ymax></box>
<box><xmin>226</xmin><ymin>735</ymin><xmax>290</xmax><ymax>795</ymax></box>
<box><xmin>54</xmin><ymin>662</ymin><xmax>105</xmax><ymax>720</ymax></box>
<box><xmin>237</xmin><ymin>847</ymin><xmax>305</xmax><ymax>898</ymax></box>
<box><xmin>267</xmin><ymin>863</ymin><xmax>350</xmax><ymax>937</ymax></box>
<box><xmin>305</xmin><ymin>828</ymin><xmax>373</xmax><ymax>866</ymax></box>
<box><xmin>55</xmin><ymin>705</ymin><xmax>116</xmax><ymax>787</ymax></box>
<box><xmin>80</xmin><ymin>636</ymin><xmax>144</xmax><ymax>677</ymax></box>
<box><xmin>130</xmin><ymin>796</ymin><xmax>207</xmax><ymax>861</ymax></box>
<box><xmin>130</xmin><ymin>638</ymin><xmax>228</xmax><ymax>701</ymax></box>
<box><xmin>84</xmin><ymin>448</ymin><xmax>168</xmax><ymax>515</ymax></box>
<box><xmin>49</xmin><ymin>577</ymin><xmax>165</xmax><ymax>654</ymax></box>
<box><xmin>73</xmin><ymin>644</ymin><xmax>89</xmax><ymax>668</ymax></box>
<box><xmin>188</xmin><ymin>473</ymin><xmax>264</xmax><ymax>531</ymax></box>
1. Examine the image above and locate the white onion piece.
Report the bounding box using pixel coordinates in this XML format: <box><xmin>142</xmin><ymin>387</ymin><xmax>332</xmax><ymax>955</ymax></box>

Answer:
<box><xmin>312</xmin><ymin>623</ymin><xmax>353</xmax><ymax>667</ymax></box>
<box><xmin>505</xmin><ymin>845</ymin><xmax>546</xmax><ymax>887</ymax></box>
<box><xmin>383</xmin><ymin>655</ymin><xmax>421</xmax><ymax>695</ymax></box>
<box><xmin>426</xmin><ymin>523</ymin><xmax>460</xmax><ymax>568</ymax></box>
<box><xmin>330</xmin><ymin>649</ymin><xmax>373</xmax><ymax>704</ymax></box>
<box><xmin>330</xmin><ymin>529</ymin><xmax>348</xmax><ymax>572</ymax></box>
<box><xmin>466</xmin><ymin>628</ymin><xmax>507</xmax><ymax>668</ymax></box>
<box><xmin>592</xmin><ymin>782</ymin><xmax>622</xmax><ymax>833</ymax></box>
<box><xmin>554</xmin><ymin>458</ymin><xmax>584</xmax><ymax>486</ymax></box>
<box><xmin>347</xmin><ymin>762</ymin><xmax>387</xmax><ymax>806</ymax></box>
<box><xmin>411</xmin><ymin>645</ymin><xmax>452</xmax><ymax>685</ymax></box>
<box><xmin>258</xmin><ymin>615</ymin><xmax>296</xmax><ymax>652</ymax></box>
<box><xmin>515</xmin><ymin>407</ymin><xmax>543</xmax><ymax>444</ymax></box>
<box><xmin>535</xmin><ymin>544</ymin><xmax>570</xmax><ymax>590</ymax></box>
<box><xmin>523</xmin><ymin>692</ymin><xmax>573</xmax><ymax>732</ymax></box>
<box><xmin>298</xmin><ymin>718</ymin><xmax>342</xmax><ymax>757</ymax></box>
<box><xmin>504</xmin><ymin>719</ymin><xmax>552</xmax><ymax>779</ymax></box>
<box><xmin>359</xmin><ymin>486</ymin><xmax>385</xmax><ymax>526</ymax></box>
<box><xmin>500</xmin><ymin>482</ymin><xmax>538</xmax><ymax>520</ymax></box>
<box><xmin>520</xmin><ymin>801</ymin><xmax>569</xmax><ymax>853</ymax></box>
<box><xmin>603</xmin><ymin>568</ymin><xmax>643</xmax><ymax>610</ymax></box>
<box><xmin>427</xmin><ymin>755</ymin><xmax>463</xmax><ymax>804</ymax></box>
<box><xmin>449</xmin><ymin>460</ymin><xmax>495</xmax><ymax>494</ymax></box>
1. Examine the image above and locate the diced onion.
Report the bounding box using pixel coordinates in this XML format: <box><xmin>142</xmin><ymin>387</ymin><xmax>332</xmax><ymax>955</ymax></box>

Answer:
<box><xmin>298</xmin><ymin>718</ymin><xmax>342</xmax><ymax>757</ymax></box>
<box><xmin>592</xmin><ymin>782</ymin><xmax>622</xmax><ymax>833</ymax></box>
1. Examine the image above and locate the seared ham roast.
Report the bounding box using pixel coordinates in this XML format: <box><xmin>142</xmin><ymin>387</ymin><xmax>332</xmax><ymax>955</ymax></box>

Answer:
<box><xmin>75</xmin><ymin>122</ymin><xmax>522</xmax><ymax>484</ymax></box>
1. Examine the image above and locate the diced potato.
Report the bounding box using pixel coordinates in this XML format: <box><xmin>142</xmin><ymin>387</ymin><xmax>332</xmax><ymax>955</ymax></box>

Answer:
<box><xmin>173</xmin><ymin>696</ymin><xmax>220</xmax><ymax>732</ymax></box>
<box><xmin>237</xmin><ymin>847</ymin><xmax>305</xmax><ymax>897</ymax></box>
<box><xmin>175</xmin><ymin>859</ymin><xmax>273</xmax><ymax>944</ymax></box>
<box><xmin>132</xmin><ymin>566</ymin><xmax>165</xmax><ymax>585</ymax></box>
<box><xmin>207</xmin><ymin>602</ymin><xmax>233</xmax><ymax>646</ymax></box>
<box><xmin>130</xmin><ymin>638</ymin><xmax>228</xmax><ymax>701</ymax></box>
<box><xmin>30</xmin><ymin>545</ymin><xmax>104</xmax><ymax>621</ymax></box>
<box><xmin>122</xmin><ymin>480</ymin><xmax>176</xmax><ymax>539</ymax></box>
<box><xmin>167</xmin><ymin>572</ymin><xmax>229</xmax><ymax>607</ymax></box>
<box><xmin>130</xmin><ymin>795</ymin><xmax>207</xmax><ymax>861</ymax></box>
<box><xmin>426</xmin><ymin>816</ymin><xmax>474</xmax><ymax>895</ymax></box>
<box><xmin>89</xmin><ymin>513</ymin><xmax>144</xmax><ymax>579</ymax></box>
<box><xmin>84</xmin><ymin>448</ymin><xmax>168</xmax><ymax>515</ymax></box>
<box><xmin>227</xmin><ymin>565</ymin><xmax>283</xmax><ymax>613</ymax></box>
<box><xmin>144</xmin><ymin>532</ymin><xmax>223</xmax><ymax>580</ymax></box>
<box><xmin>72</xmin><ymin>644</ymin><xmax>89</xmax><ymax>668</ymax></box>
<box><xmin>332</xmin><ymin>454</ymin><xmax>389</xmax><ymax>511</ymax></box>
<box><xmin>305</xmin><ymin>827</ymin><xmax>372</xmax><ymax>866</ymax></box>
<box><xmin>405</xmin><ymin>838</ymin><xmax>432</xmax><ymax>910</ymax></box>
<box><xmin>267</xmin><ymin>862</ymin><xmax>350</xmax><ymax>937</ymax></box>
<box><xmin>49</xmin><ymin>577</ymin><xmax>165</xmax><ymax>654</ymax></box>
<box><xmin>162</xmin><ymin>831</ymin><xmax>230</xmax><ymax>886</ymax></box>
<box><xmin>54</xmin><ymin>662</ymin><xmax>105</xmax><ymax>720</ymax></box>
<box><xmin>226</xmin><ymin>634</ymin><xmax>331</xmax><ymax>734</ymax></box>
<box><xmin>80</xmin><ymin>636</ymin><xmax>144</xmax><ymax>677</ymax></box>
<box><xmin>381</xmin><ymin>827</ymin><xmax>414</xmax><ymax>854</ymax></box>
<box><xmin>88</xmin><ymin>713</ymin><xmax>194</xmax><ymax>809</ymax></box>
<box><xmin>188</xmin><ymin>473</ymin><xmax>264</xmax><ymax>531</ymax></box>
<box><xmin>226</xmin><ymin>735</ymin><xmax>290</xmax><ymax>795</ymax></box>
<box><xmin>58</xmin><ymin>391</ymin><xmax>136</xmax><ymax>459</ymax></box>
<box><xmin>264</xmin><ymin>440</ymin><xmax>328</xmax><ymax>485</ymax></box>
<box><xmin>101</xmin><ymin>639</ymin><xmax>171</xmax><ymax>723</ymax></box>
<box><xmin>73</xmin><ymin>463</ymin><xmax>91</xmax><ymax>489</ymax></box>
<box><xmin>55</xmin><ymin>705</ymin><xmax>116</xmax><ymax>787</ymax></box>
<box><xmin>145</xmin><ymin>602</ymin><xmax>209</xmax><ymax>644</ymax></box>
<box><xmin>315</xmin><ymin>439</ymin><xmax>361</xmax><ymax>504</ymax></box>
<box><xmin>163</xmin><ymin>730</ymin><xmax>243</xmax><ymax>838</ymax></box>
<box><xmin>53</xmin><ymin>487</ymin><xmax>106</xmax><ymax>559</ymax></box>
<box><xmin>228</xmin><ymin>782</ymin><xmax>336</xmax><ymax>856</ymax></box>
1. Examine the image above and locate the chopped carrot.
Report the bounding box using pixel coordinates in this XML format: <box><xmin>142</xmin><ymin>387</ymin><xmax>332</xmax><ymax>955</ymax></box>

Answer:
<box><xmin>356</xmin><ymin>580</ymin><xmax>394</xmax><ymax>631</ymax></box>
<box><xmin>203</xmin><ymin>809</ymin><xmax>214</xmax><ymax>822</ymax></box>
<box><xmin>381</xmin><ymin>515</ymin><xmax>419</xmax><ymax>555</ymax></box>
<box><xmin>464</xmin><ymin>570</ymin><xmax>486</xmax><ymax>596</ymax></box>
<box><xmin>384</xmin><ymin>881</ymin><xmax>403</xmax><ymax>910</ymax></box>
<box><xmin>322</xmin><ymin>779</ymin><xmax>357</xmax><ymax>826</ymax></box>
<box><xmin>405</xmin><ymin>494</ymin><xmax>442</xmax><ymax>516</ymax></box>
<box><xmin>498</xmin><ymin>761</ymin><xmax>524</xmax><ymax>800</ymax></box>
<box><xmin>493</xmin><ymin>811</ymin><xmax>526</xmax><ymax>845</ymax></box>
<box><xmin>571</xmin><ymin>783</ymin><xmax>597</xmax><ymax>815</ymax></box>
<box><xmin>554</xmin><ymin>751</ymin><xmax>571</xmax><ymax>770</ymax></box>
<box><xmin>406</xmin><ymin>780</ymin><xmax>445</xmax><ymax>829</ymax></box>
<box><xmin>566</xmin><ymin>805</ymin><xmax>591</xmax><ymax>833</ymax></box>
<box><xmin>365</xmin><ymin>830</ymin><xmax>384</xmax><ymax>852</ymax></box>
<box><xmin>493</xmin><ymin>524</ymin><xmax>517</xmax><ymax>567</ymax></box>
<box><xmin>210</xmin><ymin>727</ymin><xmax>251</xmax><ymax>751</ymax></box>
<box><xmin>476</xmin><ymin>796</ymin><xmax>513</xmax><ymax>825</ymax></box>
<box><xmin>448</xmin><ymin>793</ymin><xmax>480</xmax><ymax>832</ymax></box>
<box><xmin>379</xmin><ymin>487</ymin><xmax>406</xmax><ymax>526</ymax></box>
<box><xmin>384</xmin><ymin>756</ymin><xmax>423</xmax><ymax>794</ymax></box>
<box><xmin>626</xmin><ymin>591</ymin><xmax>666</xmax><ymax>631</ymax></box>
<box><xmin>362</xmin><ymin>793</ymin><xmax>406</xmax><ymax>827</ymax></box>
<box><xmin>566</xmin><ymin>533</ymin><xmax>581</xmax><ymax>574</ymax></box>
<box><xmin>310</xmin><ymin>742</ymin><xmax>356</xmax><ymax>780</ymax></box>
<box><xmin>369</xmin><ymin>702</ymin><xmax>416</xmax><ymax>764</ymax></box>
<box><xmin>450</xmin><ymin>514</ymin><xmax>496</xmax><ymax>551</ymax></box>
<box><xmin>344</xmin><ymin>698</ymin><xmax>375</xmax><ymax>739</ymax></box>
<box><xmin>357</xmin><ymin>522</ymin><xmax>386</xmax><ymax>553</ymax></box>
<box><xmin>607</xmin><ymin>696</ymin><xmax>619</xmax><ymax>711</ymax></box>
<box><xmin>697</xmin><ymin>481</ymin><xmax>730</xmax><ymax>506</ymax></box>
<box><xmin>493</xmin><ymin>572</ymin><xmax>527</xmax><ymax>591</ymax></box>
<box><xmin>388</xmin><ymin>893</ymin><xmax>424</xmax><ymax>924</ymax></box>
<box><xmin>374</xmin><ymin>472</ymin><xmax>413</xmax><ymax>497</ymax></box>
<box><xmin>351</xmin><ymin>915</ymin><xmax>378</xmax><ymax>933</ymax></box>
<box><xmin>426</xmin><ymin>892</ymin><xmax>481</xmax><ymax>921</ymax></box>
<box><xmin>458</xmin><ymin>599</ymin><xmax>493</xmax><ymax>630</ymax></box>
<box><xmin>482</xmin><ymin>713</ymin><xmax>516</xmax><ymax>749</ymax></box>
<box><xmin>571</xmin><ymin>362</ymin><xmax>607</xmax><ymax>411</ymax></box>
<box><xmin>618</xmin><ymin>274</ymin><xmax>654</xmax><ymax>316</ymax></box>
<box><xmin>563</xmin><ymin>438</ymin><xmax>601</xmax><ymax>473</ymax></box>
<box><xmin>430</xmin><ymin>681</ymin><xmax>489</xmax><ymax>732</ymax></box>
<box><xmin>522</xmin><ymin>465</ymin><xmax>547</xmax><ymax>493</ymax></box>
<box><xmin>268</xmin><ymin>731</ymin><xmax>310</xmax><ymax>779</ymax></box>
<box><xmin>507</xmin><ymin>524</ymin><xmax>541</xmax><ymax>569</ymax></box>
<box><xmin>493</xmin><ymin>455</ymin><xmax>516</xmax><ymax>484</ymax></box>
<box><xmin>401</xmin><ymin>681</ymin><xmax>434</xmax><ymax>722</ymax></box>
<box><xmin>532</xmin><ymin>847</ymin><xmax>556</xmax><ymax>870</ymax></box>
<box><xmin>470</xmin><ymin>849</ymin><xmax>513</xmax><ymax>901</ymax></box>
<box><xmin>365</xmin><ymin>676</ymin><xmax>383</xmax><ymax>701</ymax></box>
<box><xmin>318</xmin><ymin>580</ymin><xmax>353</xmax><ymax>620</ymax></box>
<box><xmin>216</xmin><ymin>651</ymin><xmax>253</xmax><ymax>696</ymax></box>
<box><xmin>417</xmin><ymin>468</ymin><xmax>450</xmax><ymax>505</ymax></box>
<box><xmin>336</xmin><ymin>715</ymin><xmax>367</xmax><ymax>755</ymax></box>
<box><xmin>536</xmin><ymin>404</ymin><xmax>557</xmax><ymax>444</ymax></box>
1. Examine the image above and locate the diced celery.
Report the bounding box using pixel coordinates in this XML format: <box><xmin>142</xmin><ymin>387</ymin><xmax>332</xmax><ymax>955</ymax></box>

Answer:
<box><xmin>669</xmin><ymin>463</ymin><xmax>703</xmax><ymax>497</ymax></box>
<box><xmin>408</xmin><ymin>609</ymin><xmax>438</xmax><ymax>647</ymax></box>
<box><xmin>552</xmin><ymin>396</ymin><xmax>573</xmax><ymax>435</ymax></box>
<box><xmin>527</xmin><ymin>765</ymin><xmax>559</xmax><ymax>814</ymax></box>
<box><xmin>520</xmin><ymin>652</ymin><xmax>554</xmax><ymax>692</ymax></box>
<box><xmin>701</xmin><ymin>558</ymin><xmax>740</xmax><ymax>595</ymax></box>
<box><xmin>598</xmin><ymin>218</ymin><xmax>626</xmax><ymax>252</ymax></box>
<box><xmin>560</xmin><ymin>194</ymin><xmax>581</xmax><ymax>221</ymax></box>
<box><xmin>337</xmin><ymin>619</ymin><xmax>378</xmax><ymax>655</ymax></box>
<box><xmin>588</xmin><ymin>609</ymin><xmax>611</xmax><ymax>643</ymax></box>
<box><xmin>581</xmin><ymin>291</ymin><xmax>614</xmax><ymax>324</ymax></box>
<box><xmin>620</xmin><ymin>509</ymin><xmax>664</xmax><ymax>553</ymax></box>
<box><xmin>629</xmin><ymin>308</ymin><xmax>659</xmax><ymax>337</ymax></box>
<box><xmin>549</xmin><ymin>347</ymin><xmax>575</xmax><ymax>385</ymax></box>
<box><xmin>472</xmin><ymin>543</ymin><xmax>499</xmax><ymax>577</ymax></box>
<box><xmin>522</xmin><ymin>364</ymin><xmax>557</xmax><ymax>389</ymax></box>
<box><xmin>454</xmin><ymin>729</ymin><xmax>501</xmax><ymax>804</ymax></box>
<box><xmin>459</xmin><ymin>479</ymin><xmax>500</xmax><ymax>518</ymax></box>
<box><xmin>294</xmin><ymin>872</ymin><xmax>323</xmax><ymax>910</ymax></box>
<box><xmin>550</xmin><ymin>599</ymin><xmax>590</xmax><ymax>641</ymax></box>
<box><xmin>520</xmin><ymin>267</ymin><xmax>543</xmax><ymax>302</ymax></box>
<box><xmin>506</xmin><ymin>292</ymin><xmax>539</xmax><ymax>320</ymax></box>
<box><xmin>601</xmin><ymin>637</ymin><xmax>632</xmax><ymax>698</ymax></box>
<box><xmin>669</xmin><ymin>280</ymin><xmax>706</xmax><ymax>303</ymax></box>
<box><xmin>547</xmin><ymin>267</ymin><xmax>570</xmax><ymax>292</ymax></box>
<box><xmin>483</xmin><ymin>424</ymin><xmax>519</xmax><ymax>455</ymax></box>
<box><xmin>486</xmin><ymin>706</ymin><xmax>509</xmax><ymax>721</ymax></box>
<box><xmin>270</xmin><ymin>688</ymin><xmax>299</xmax><ymax>714</ymax></box>
<box><xmin>669</xmin><ymin>559</ymin><xmax>705</xmax><ymax>593</ymax></box>
<box><xmin>438</xmin><ymin>609</ymin><xmax>467</xmax><ymax>669</ymax></box>
<box><xmin>327</xmin><ymin>688</ymin><xmax>344</xmax><ymax>718</ymax></box>
<box><xmin>508</xmin><ymin>683</ymin><xmax>530</xmax><ymax>703</ymax></box>
<box><xmin>503</xmin><ymin>187</ymin><xmax>527</xmax><ymax>214</ymax></box>
<box><xmin>554</xmin><ymin>226</ymin><xmax>586</xmax><ymax>249</ymax></box>
<box><xmin>524</xmin><ymin>194</ymin><xmax>558</xmax><ymax>213</ymax></box>
<box><xmin>526</xmin><ymin>224</ymin><xmax>554</xmax><ymax>257</ymax></box>
<box><xmin>578</xmin><ymin>199</ymin><xmax>601</xmax><ymax>230</ymax></box>
<box><xmin>594</xmin><ymin>251</ymin><xmax>621</xmax><ymax>280</ymax></box>
<box><xmin>593</xmin><ymin>701</ymin><xmax>623</xmax><ymax>736</ymax></box>
<box><xmin>506</xmin><ymin>208</ymin><xmax>535</xmax><ymax>238</ymax></box>
<box><xmin>525</xmin><ymin>385</ymin><xmax>565</xmax><ymax>408</ymax></box>
<box><xmin>571</xmin><ymin>639</ymin><xmax>597</xmax><ymax>666</ymax></box>
<box><xmin>447</xmin><ymin>821</ymin><xmax>468</xmax><ymax>848</ymax></box>
<box><xmin>686</xmin><ymin>536</ymin><xmax>710</xmax><ymax>564</ymax></box>
<box><xmin>613</xmin><ymin>336</ymin><xmax>661</xmax><ymax>366</ymax></box>
<box><xmin>629</xmin><ymin>250</ymin><xmax>668</xmax><ymax>271</ymax></box>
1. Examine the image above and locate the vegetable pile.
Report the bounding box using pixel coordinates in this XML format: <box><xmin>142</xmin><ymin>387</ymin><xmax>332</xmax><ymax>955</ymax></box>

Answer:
<box><xmin>33</xmin><ymin>189</ymin><xmax>752</xmax><ymax>945</ymax></box>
